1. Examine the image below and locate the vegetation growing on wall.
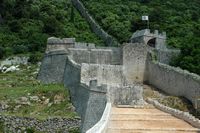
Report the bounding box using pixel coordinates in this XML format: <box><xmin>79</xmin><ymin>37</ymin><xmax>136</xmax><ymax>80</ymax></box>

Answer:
<box><xmin>0</xmin><ymin>0</ymin><xmax>103</xmax><ymax>59</ymax></box>
<box><xmin>81</xmin><ymin>0</ymin><xmax>200</xmax><ymax>75</ymax></box>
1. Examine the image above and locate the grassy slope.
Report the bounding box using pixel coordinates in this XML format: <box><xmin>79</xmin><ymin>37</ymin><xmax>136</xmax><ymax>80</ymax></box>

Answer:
<box><xmin>0</xmin><ymin>64</ymin><xmax>78</xmax><ymax>120</ymax></box>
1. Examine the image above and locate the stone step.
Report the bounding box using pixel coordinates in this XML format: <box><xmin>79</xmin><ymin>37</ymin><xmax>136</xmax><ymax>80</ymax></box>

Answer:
<box><xmin>111</xmin><ymin>108</ymin><xmax>170</xmax><ymax>115</ymax></box>
<box><xmin>106</xmin><ymin>128</ymin><xmax>200</xmax><ymax>133</ymax></box>
<box><xmin>108</xmin><ymin>120</ymin><xmax>197</xmax><ymax>129</ymax></box>
<box><xmin>106</xmin><ymin>107</ymin><xmax>199</xmax><ymax>133</ymax></box>
<box><xmin>110</xmin><ymin>114</ymin><xmax>181</xmax><ymax>121</ymax></box>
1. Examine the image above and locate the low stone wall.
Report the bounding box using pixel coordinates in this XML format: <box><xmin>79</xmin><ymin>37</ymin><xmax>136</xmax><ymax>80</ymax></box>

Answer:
<box><xmin>0</xmin><ymin>115</ymin><xmax>80</xmax><ymax>133</ymax></box>
<box><xmin>146</xmin><ymin>54</ymin><xmax>200</xmax><ymax>107</ymax></box>
<box><xmin>37</xmin><ymin>50</ymin><xmax>68</xmax><ymax>84</ymax></box>
<box><xmin>86</xmin><ymin>103</ymin><xmax>111</xmax><ymax>133</ymax></box>
<box><xmin>108</xmin><ymin>85</ymin><xmax>144</xmax><ymax>106</ymax></box>
<box><xmin>147</xmin><ymin>98</ymin><xmax>200</xmax><ymax>128</ymax></box>
<box><xmin>71</xmin><ymin>0</ymin><xmax>118</xmax><ymax>46</ymax></box>
<box><xmin>81</xmin><ymin>63</ymin><xmax>124</xmax><ymax>86</ymax></box>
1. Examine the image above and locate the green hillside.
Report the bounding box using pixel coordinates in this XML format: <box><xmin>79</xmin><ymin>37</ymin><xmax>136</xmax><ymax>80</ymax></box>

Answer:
<box><xmin>0</xmin><ymin>0</ymin><xmax>199</xmax><ymax>74</ymax></box>
<box><xmin>82</xmin><ymin>0</ymin><xmax>200</xmax><ymax>75</ymax></box>
<box><xmin>0</xmin><ymin>0</ymin><xmax>103</xmax><ymax>59</ymax></box>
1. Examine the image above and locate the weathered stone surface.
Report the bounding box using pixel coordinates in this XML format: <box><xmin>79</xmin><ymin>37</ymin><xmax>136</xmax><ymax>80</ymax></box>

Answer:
<box><xmin>81</xmin><ymin>63</ymin><xmax>124</xmax><ymax>86</ymax></box>
<box><xmin>37</xmin><ymin>50</ymin><xmax>68</xmax><ymax>84</ymax></box>
<box><xmin>0</xmin><ymin>56</ymin><xmax>29</xmax><ymax>66</ymax></box>
<box><xmin>54</xmin><ymin>94</ymin><xmax>65</xmax><ymax>104</ymax></box>
<box><xmin>2</xmin><ymin>65</ymin><xmax>20</xmax><ymax>73</ymax></box>
<box><xmin>0</xmin><ymin>114</ymin><xmax>80</xmax><ymax>133</ymax></box>
<box><xmin>123</xmin><ymin>43</ymin><xmax>150</xmax><ymax>83</ymax></box>
<box><xmin>108</xmin><ymin>85</ymin><xmax>145</xmax><ymax>106</ymax></box>
<box><xmin>29</xmin><ymin>96</ymin><xmax>40</xmax><ymax>102</ymax></box>
<box><xmin>146</xmin><ymin>54</ymin><xmax>200</xmax><ymax>108</ymax></box>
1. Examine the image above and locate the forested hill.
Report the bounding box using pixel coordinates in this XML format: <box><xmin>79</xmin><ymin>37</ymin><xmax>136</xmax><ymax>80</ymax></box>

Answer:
<box><xmin>0</xmin><ymin>0</ymin><xmax>200</xmax><ymax>75</ymax></box>
<box><xmin>81</xmin><ymin>0</ymin><xmax>200</xmax><ymax>75</ymax></box>
<box><xmin>0</xmin><ymin>0</ymin><xmax>103</xmax><ymax>59</ymax></box>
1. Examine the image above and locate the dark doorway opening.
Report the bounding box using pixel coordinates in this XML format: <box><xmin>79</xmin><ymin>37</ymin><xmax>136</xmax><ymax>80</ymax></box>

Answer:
<box><xmin>147</xmin><ymin>38</ymin><xmax>156</xmax><ymax>48</ymax></box>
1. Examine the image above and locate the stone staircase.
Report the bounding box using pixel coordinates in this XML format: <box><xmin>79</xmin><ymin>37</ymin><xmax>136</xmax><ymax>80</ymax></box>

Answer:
<box><xmin>106</xmin><ymin>107</ymin><xmax>200</xmax><ymax>133</ymax></box>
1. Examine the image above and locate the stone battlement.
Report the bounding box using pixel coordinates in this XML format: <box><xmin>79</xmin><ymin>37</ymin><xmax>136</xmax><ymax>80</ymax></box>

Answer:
<box><xmin>131</xmin><ymin>29</ymin><xmax>166</xmax><ymax>39</ymax></box>
<box><xmin>130</xmin><ymin>29</ymin><xmax>167</xmax><ymax>50</ymax></box>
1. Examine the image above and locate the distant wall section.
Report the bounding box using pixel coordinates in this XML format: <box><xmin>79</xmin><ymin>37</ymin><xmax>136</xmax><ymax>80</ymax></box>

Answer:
<box><xmin>146</xmin><ymin>54</ymin><xmax>200</xmax><ymax>107</ymax></box>
<box><xmin>71</xmin><ymin>0</ymin><xmax>118</xmax><ymax>46</ymax></box>
<box><xmin>69</xmin><ymin>48</ymin><xmax>122</xmax><ymax>65</ymax></box>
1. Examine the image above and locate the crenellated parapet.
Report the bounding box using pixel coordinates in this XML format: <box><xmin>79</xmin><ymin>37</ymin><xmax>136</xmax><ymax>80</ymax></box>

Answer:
<box><xmin>130</xmin><ymin>29</ymin><xmax>167</xmax><ymax>50</ymax></box>
<box><xmin>46</xmin><ymin>37</ymin><xmax>75</xmax><ymax>52</ymax></box>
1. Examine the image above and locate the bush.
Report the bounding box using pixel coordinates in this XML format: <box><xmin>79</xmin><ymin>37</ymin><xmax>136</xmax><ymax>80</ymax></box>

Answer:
<box><xmin>28</xmin><ymin>52</ymin><xmax>43</xmax><ymax>64</ymax></box>
<box><xmin>13</xmin><ymin>45</ymin><xmax>28</xmax><ymax>54</ymax></box>
<box><xmin>0</xmin><ymin>46</ymin><xmax>5</xmax><ymax>59</ymax></box>
<box><xmin>25</xmin><ymin>128</ymin><xmax>35</xmax><ymax>133</ymax></box>
<box><xmin>68</xmin><ymin>127</ymin><xmax>80</xmax><ymax>133</ymax></box>
<box><xmin>0</xmin><ymin>121</ymin><xmax>4</xmax><ymax>133</ymax></box>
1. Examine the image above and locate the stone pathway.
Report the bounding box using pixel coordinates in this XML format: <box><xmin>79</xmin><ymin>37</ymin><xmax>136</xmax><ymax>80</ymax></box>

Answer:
<box><xmin>106</xmin><ymin>107</ymin><xmax>200</xmax><ymax>133</ymax></box>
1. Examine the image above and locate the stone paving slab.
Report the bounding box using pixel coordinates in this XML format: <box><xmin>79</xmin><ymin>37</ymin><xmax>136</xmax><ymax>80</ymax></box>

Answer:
<box><xmin>107</xmin><ymin>128</ymin><xmax>200</xmax><ymax>133</ymax></box>
<box><xmin>106</xmin><ymin>107</ymin><xmax>200</xmax><ymax>133</ymax></box>
<box><xmin>110</xmin><ymin>114</ymin><xmax>179</xmax><ymax>121</ymax></box>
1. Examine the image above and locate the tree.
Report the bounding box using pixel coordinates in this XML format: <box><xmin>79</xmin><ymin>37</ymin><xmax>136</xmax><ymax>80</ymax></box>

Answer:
<box><xmin>0</xmin><ymin>14</ymin><xmax>3</xmax><ymax>24</ymax></box>
<box><xmin>0</xmin><ymin>46</ymin><xmax>5</xmax><ymax>59</ymax></box>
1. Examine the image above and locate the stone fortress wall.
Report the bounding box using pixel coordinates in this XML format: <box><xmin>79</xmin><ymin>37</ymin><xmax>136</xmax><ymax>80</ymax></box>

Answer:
<box><xmin>38</xmin><ymin>37</ymin><xmax>146</xmax><ymax>132</ymax></box>
<box><xmin>71</xmin><ymin>0</ymin><xmax>119</xmax><ymax>46</ymax></box>
<box><xmin>38</xmin><ymin>29</ymin><xmax>200</xmax><ymax>132</ymax></box>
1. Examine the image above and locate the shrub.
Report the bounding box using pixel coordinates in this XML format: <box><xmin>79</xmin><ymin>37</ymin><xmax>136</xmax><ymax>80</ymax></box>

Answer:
<box><xmin>25</xmin><ymin>128</ymin><xmax>35</xmax><ymax>133</ymax></box>
<box><xmin>68</xmin><ymin>127</ymin><xmax>80</xmax><ymax>133</ymax></box>
<box><xmin>28</xmin><ymin>52</ymin><xmax>43</xmax><ymax>64</ymax></box>
<box><xmin>13</xmin><ymin>45</ymin><xmax>28</xmax><ymax>54</ymax></box>
<box><xmin>0</xmin><ymin>121</ymin><xmax>4</xmax><ymax>133</ymax></box>
<box><xmin>0</xmin><ymin>46</ymin><xmax>5</xmax><ymax>59</ymax></box>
